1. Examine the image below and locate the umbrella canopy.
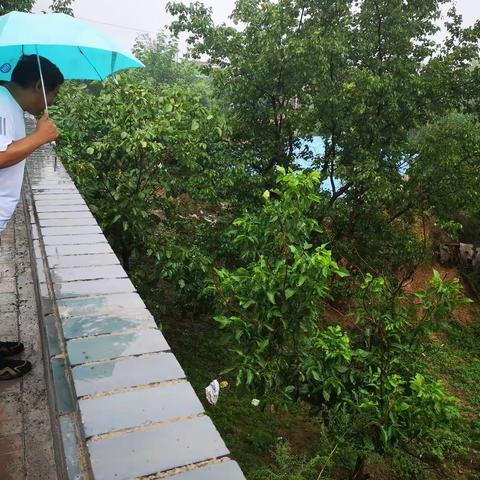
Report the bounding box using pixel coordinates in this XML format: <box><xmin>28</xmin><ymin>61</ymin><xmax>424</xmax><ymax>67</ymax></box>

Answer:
<box><xmin>0</xmin><ymin>11</ymin><xmax>144</xmax><ymax>81</ymax></box>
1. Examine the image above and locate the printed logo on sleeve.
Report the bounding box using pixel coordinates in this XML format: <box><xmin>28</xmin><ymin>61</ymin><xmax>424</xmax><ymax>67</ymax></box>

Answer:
<box><xmin>0</xmin><ymin>116</ymin><xmax>6</xmax><ymax>136</ymax></box>
<box><xmin>0</xmin><ymin>63</ymin><xmax>11</xmax><ymax>73</ymax></box>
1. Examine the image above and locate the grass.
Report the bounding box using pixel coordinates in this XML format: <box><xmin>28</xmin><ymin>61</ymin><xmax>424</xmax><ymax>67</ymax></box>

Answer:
<box><xmin>424</xmin><ymin>311</ymin><xmax>480</xmax><ymax>479</ymax></box>
<box><xmin>154</xmin><ymin>302</ymin><xmax>480</xmax><ymax>479</ymax></box>
<box><xmin>159</xmin><ymin>311</ymin><xmax>327</xmax><ymax>476</ymax></box>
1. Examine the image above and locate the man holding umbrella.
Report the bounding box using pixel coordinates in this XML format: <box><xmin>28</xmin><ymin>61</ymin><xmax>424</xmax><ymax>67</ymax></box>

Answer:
<box><xmin>0</xmin><ymin>11</ymin><xmax>143</xmax><ymax>381</ymax></box>
<box><xmin>0</xmin><ymin>54</ymin><xmax>63</xmax><ymax>380</ymax></box>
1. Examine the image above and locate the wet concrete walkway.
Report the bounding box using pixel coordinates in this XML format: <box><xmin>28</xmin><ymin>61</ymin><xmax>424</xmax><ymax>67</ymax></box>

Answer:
<box><xmin>0</xmin><ymin>198</ymin><xmax>57</xmax><ymax>480</ymax></box>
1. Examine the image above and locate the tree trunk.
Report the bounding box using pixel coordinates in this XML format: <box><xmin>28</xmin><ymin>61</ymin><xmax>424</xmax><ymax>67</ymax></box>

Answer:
<box><xmin>122</xmin><ymin>245</ymin><xmax>131</xmax><ymax>273</ymax></box>
<box><xmin>350</xmin><ymin>455</ymin><xmax>369</xmax><ymax>480</ymax></box>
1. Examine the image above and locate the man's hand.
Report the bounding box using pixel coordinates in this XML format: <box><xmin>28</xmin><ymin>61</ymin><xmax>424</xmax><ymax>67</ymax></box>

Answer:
<box><xmin>34</xmin><ymin>112</ymin><xmax>58</xmax><ymax>144</ymax></box>
<box><xmin>0</xmin><ymin>113</ymin><xmax>58</xmax><ymax>169</ymax></box>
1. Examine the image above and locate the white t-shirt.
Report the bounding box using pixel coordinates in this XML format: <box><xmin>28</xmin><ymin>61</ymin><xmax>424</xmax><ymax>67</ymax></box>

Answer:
<box><xmin>0</xmin><ymin>86</ymin><xmax>26</xmax><ymax>233</ymax></box>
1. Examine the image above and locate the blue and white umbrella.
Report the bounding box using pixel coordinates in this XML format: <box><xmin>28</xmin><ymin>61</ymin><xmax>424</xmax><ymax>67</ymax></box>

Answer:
<box><xmin>0</xmin><ymin>11</ymin><xmax>144</xmax><ymax>111</ymax></box>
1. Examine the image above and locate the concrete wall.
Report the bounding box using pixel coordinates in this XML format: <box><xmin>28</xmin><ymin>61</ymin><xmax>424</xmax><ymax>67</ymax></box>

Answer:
<box><xmin>24</xmin><ymin>138</ymin><xmax>245</xmax><ymax>479</ymax></box>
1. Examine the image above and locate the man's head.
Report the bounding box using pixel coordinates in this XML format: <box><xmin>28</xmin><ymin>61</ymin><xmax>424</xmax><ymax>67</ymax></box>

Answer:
<box><xmin>11</xmin><ymin>55</ymin><xmax>64</xmax><ymax>115</ymax></box>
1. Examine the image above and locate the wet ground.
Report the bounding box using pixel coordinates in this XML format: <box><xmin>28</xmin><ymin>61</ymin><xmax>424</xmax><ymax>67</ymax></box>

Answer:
<box><xmin>0</xmin><ymin>198</ymin><xmax>57</xmax><ymax>480</ymax></box>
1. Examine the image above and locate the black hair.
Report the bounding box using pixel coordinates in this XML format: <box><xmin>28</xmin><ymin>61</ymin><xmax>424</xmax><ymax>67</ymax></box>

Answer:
<box><xmin>11</xmin><ymin>55</ymin><xmax>64</xmax><ymax>92</ymax></box>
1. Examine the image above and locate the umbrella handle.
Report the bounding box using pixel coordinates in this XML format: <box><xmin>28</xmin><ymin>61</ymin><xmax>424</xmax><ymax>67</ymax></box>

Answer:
<box><xmin>35</xmin><ymin>46</ymin><xmax>49</xmax><ymax>116</ymax></box>
<box><xmin>35</xmin><ymin>48</ymin><xmax>57</xmax><ymax>169</ymax></box>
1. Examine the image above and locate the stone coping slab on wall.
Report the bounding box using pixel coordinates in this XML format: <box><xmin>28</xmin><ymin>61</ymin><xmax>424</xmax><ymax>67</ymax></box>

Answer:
<box><xmin>25</xmin><ymin>142</ymin><xmax>245</xmax><ymax>480</ymax></box>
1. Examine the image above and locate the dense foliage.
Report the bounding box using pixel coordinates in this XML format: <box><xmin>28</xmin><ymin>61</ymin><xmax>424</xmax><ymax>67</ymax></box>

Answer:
<box><xmin>48</xmin><ymin>0</ymin><xmax>74</xmax><ymax>15</ymax></box>
<box><xmin>0</xmin><ymin>0</ymin><xmax>73</xmax><ymax>15</ymax></box>
<box><xmin>52</xmin><ymin>1</ymin><xmax>480</xmax><ymax>478</ymax></box>
<box><xmin>132</xmin><ymin>32</ymin><xmax>201</xmax><ymax>88</ymax></box>
<box><xmin>167</xmin><ymin>0</ymin><xmax>480</xmax><ymax>278</ymax></box>
<box><xmin>215</xmin><ymin>169</ymin><xmax>469</xmax><ymax>478</ymax></box>
<box><xmin>0</xmin><ymin>0</ymin><xmax>34</xmax><ymax>14</ymax></box>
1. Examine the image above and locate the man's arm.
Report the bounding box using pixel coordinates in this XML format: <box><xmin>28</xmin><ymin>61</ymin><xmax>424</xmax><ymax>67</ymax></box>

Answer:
<box><xmin>0</xmin><ymin>133</ymin><xmax>45</xmax><ymax>169</ymax></box>
<box><xmin>0</xmin><ymin>113</ymin><xmax>58</xmax><ymax>169</ymax></box>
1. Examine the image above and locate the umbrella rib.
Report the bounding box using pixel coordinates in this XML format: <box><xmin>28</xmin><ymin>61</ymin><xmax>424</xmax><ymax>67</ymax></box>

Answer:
<box><xmin>78</xmin><ymin>46</ymin><xmax>103</xmax><ymax>81</ymax></box>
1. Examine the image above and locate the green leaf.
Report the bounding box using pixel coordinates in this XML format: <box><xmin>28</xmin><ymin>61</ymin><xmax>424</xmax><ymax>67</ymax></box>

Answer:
<box><xmin>336</xmin><ymin>267</ymin><xmax>350</xmax><ymax>278</ymax></box>
<box><xmin>323</xmin><ymin>388</ymin><xmax>330</xmax><ymax>402</ymax></box>
<box><xmin>266</xmin><ymin>291</ymin><xmax>276</xmax><ymax>304</ymax></box>
<box><xmin>297</xmin><ymin>275</ymin><xmax>307</xmax><ymax>287</ymax></box>
<box><xmin>397</xmin><ymin>402</ymin><xmax>410</xmax><ymax>412</ymax></box>
<box><xmin>285</xmin><ymin>288</ymin><xmax>295</xmax><ymax>300</ymax></box>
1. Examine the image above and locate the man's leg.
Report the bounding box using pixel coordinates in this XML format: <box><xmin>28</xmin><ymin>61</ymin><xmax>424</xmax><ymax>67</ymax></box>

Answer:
<box><xmin>0</xmin><ymin>224</ymin><xmax>32</xmax><ymax>380</ymax></box>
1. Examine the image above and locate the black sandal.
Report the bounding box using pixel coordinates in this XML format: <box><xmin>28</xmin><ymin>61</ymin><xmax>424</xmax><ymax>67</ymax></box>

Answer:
<box><xmin>0</xmin><ymin>341</ymin><xmax>24</xmax><ymax>357</ymax></box>
<box><xmin>0</xmin><ymin>359</ymin><xmax>32</xmax><ymax>380</ymax></box>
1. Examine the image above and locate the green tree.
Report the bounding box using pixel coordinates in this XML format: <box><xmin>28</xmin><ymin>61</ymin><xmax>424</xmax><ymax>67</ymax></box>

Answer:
<box><xmin>408</xmin><ymin>112</ymin><xmax>480</xmax><ymax>223</ymax></box>
<box><xmin>167</xmin><ymin>0</ymin><xmax>480</xmax><ymax>279</ymax></box>
<box><xmin>53</xmin><ymin>74</ymin><xmax>225</xmax><ymax>271</ymax></box>
<box><xmin>214</xmin><ymin>168</ymin><xmax>349</xmax><ymax>392</ymax></box>
<box><xmin>168</xmin><ymin>0</ymin><xmax>309</xmax><ymax>175</ymax></box>
<box><xmin>0</xmin><ymin>0</ymin><xmax>34</xmax><ymax>14</ymax></box>
<box><xmin>49</xmin><ymin>0</ymin><xmax>74</xmax><ymax>15</ymax></box>
<box><xmin>298</xmin><ymin>0</ymin><xmax>480</xmax><ymax>277</ymax></box>
<box><xmin>339</xmin><ymin>271</ymin><xmax>466</xmax><ymax>479</ymax></box>
<box><xmin>53</xmin><ymin>73</ymin><xmax>260</xmax><ymax>310</ymax></box>
<box><xmin>133</xmin><ymin>32</ymin><xmax>200</xmax><ymax>87</ymax></box>
<box><xmin>214</xmin><ymin>170</ymin><xmax>468</xmax><ymax>479</ymax></box>
<box><xmin>0</xmin><ymin>0</ymin><xmax>73</xmax><ymax>15</ymax></box>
